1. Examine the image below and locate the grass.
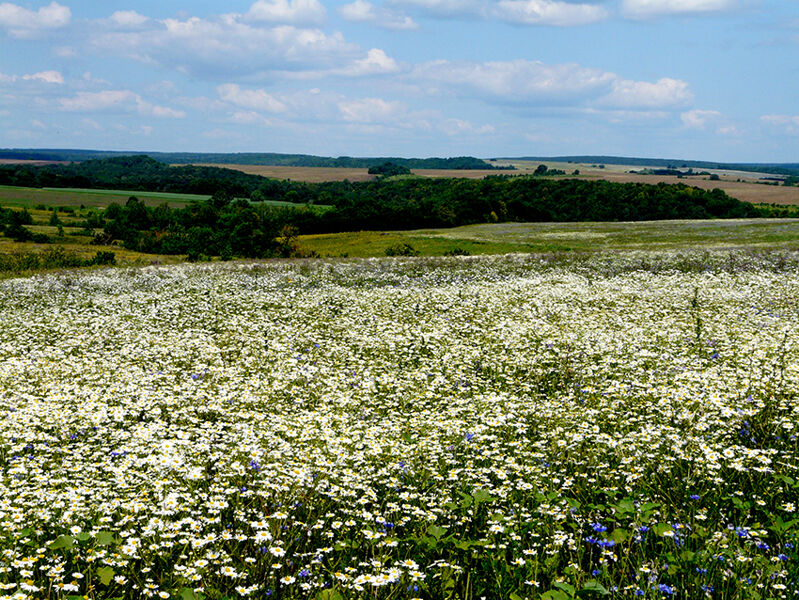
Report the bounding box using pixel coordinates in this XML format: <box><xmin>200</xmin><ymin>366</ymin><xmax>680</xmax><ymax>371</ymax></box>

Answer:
<box><xmin>0</xmin><ymin>185</ymin><xmax>329</xmax><ymax>211</ymax></box>
<box><xmin>298</xmin><ymin>218</ymin><xmax>799</xmax><ymax>257</ymax></box>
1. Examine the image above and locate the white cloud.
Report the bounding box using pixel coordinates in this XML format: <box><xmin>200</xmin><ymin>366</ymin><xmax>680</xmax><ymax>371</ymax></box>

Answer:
<box><xmin>58</xmin><ymin>90</ymin><xmax>186</xmax><ymax>118</ymax></box>
<box><xmin>246</xmin><ymin>0</ymin><xmax>326</xmax><ymax>25</ymax></box>
<box><xmin>22</xmin><ymin>70</ymin><xmax>64</xmax><ymax>84</ymax></box>
<box><xmin>412</xmin><ymin>59</ymin><xmax>616</xmax><ymax>104</ymax></box>
<box><xmin>0</xmin><ymin>1</ymin><xmax>70</xmax><ymax>38</ymax></box>
<box><xmin>336</xmin><ymin>48</ymin><xmax>402</xmax><ymax>76</ymax></box>
<box><xmin>338</xmin><ymin>97</ymin><xmax>406</xmax><ymax>122</ymax></box>
<box><xmin>599</xmin><ymin>78</ymin><xmax>693</xmax><ymax>109</ymax></box>
<box><xmin>339</xmin><ymin>0</ymin><xmax>418</xmax><ymax>30</ymax></box>
<box><xmin>108</xmin><ymin>10</ymin><xmax>150</xmax><ymax>28</ymax></box>
<box><xmin>493</xmin><ymin>0</ymin><xmax>607</xmax><ymax>26</ymax></box>
<box><xmin>217</xmin><ymin>83</ymin><xmax>288</xmax><ymax>113</ymax></box>
<box><xmin>621</xmin><ymin>0</ymin><xmax>737</xmax><ymax>19</ymax></box>
<box><xmin>681</xmin><ymin>109</ymin><xmax>721</xmax><ymax>129</ymax></box>
<box><xmin>761</xmin><ymin>114</ymin><xmax>799</xmax><ymax>135</ymax></box>
<box><xmin>390</xmin><ymin>0</ymin><xmax>607</xmax><ymax>25</ymax></box>
<box><xmin>92</xmin><ymin>16</ymin><xmax>359</xmax><ymax>79</ymax></box>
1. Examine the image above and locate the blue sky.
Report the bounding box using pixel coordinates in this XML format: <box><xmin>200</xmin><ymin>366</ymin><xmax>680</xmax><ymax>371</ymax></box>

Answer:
<box><xmin>1</xmin><ymin>0</ymin><xmax>797</xmax><ymax>161</ymax></box>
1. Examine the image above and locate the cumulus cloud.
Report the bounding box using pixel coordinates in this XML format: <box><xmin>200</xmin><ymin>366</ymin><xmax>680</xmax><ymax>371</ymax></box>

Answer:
<box><xmin>108</xmin><ymin>10</ymin><xmax>150</xmax><ymax>28</ymax></box>
<box><xmin>412</xmin><ymin>59</ymin><xmax>617</xmax><ymax>105</ymax></box>
<box><xmin>335</xmin><ymin>48</ymin><xmax>402</xmax><ymax>76</ymax></box>
<box><xmin>58</xmin><ymin>90</ymin><xmax>186</xmax><ymax>118</ymax></box>
<box><xmin>22</xmin><ymin>70</ymin><xmax>64</xmax><ymax>84</ymax></box>
<box><xmin>0</xmin><ymin>1</ymin><xmax>70</xmax><ymax>38</ymax></box>
<box><xmin>339</xmin><ymin>0</ymin><xmax>418</xmax><ymax>30</ymax></box>
<box><xmin>493</xmin><ymin>0</ymin><xmax>607</xmax><ymax>26</ymax></box>
<box><xmin>390</xmin><ymin>0</ymin><xmax>607</xmax><ymax>25</ymax></box>
<box><xmin>217</xmin><ymin>83</ymin><xmax>287</xmax><ymax>113</ymax></box>
<box><xmin>246</xmin><ymin>0</ymin><xmax>326</xmax><ymax>25</ymax></box>
<box><xmin>599</xmin><ymin>77</ymin><xmax>694</xmax><ymax>109</ymax></box>
<box><xmin>761</xmin><ymin>114</ymin><xmax>799</xmax><ymax>135</ymax></box>
<box><xmin>338</xmin><ymin>97</ymin><xmax>406</xmax><ymax>122</ymax></box>
<box><xmin>681</xmin><ymin>109</ymin><xmax>721</xmax><ymax>129</ymax></box>
<box><xmin>92</xmin><ymin>15</ymin><xmax>359</xmax><ymax>79</ymax></box>
<box><xmin>621</xmin><ymin>0</ymin><xmax>737</xmax><ymax>19</ymax></box>
<box><xmin>2</xmin><ymin>69</ymin><xmax>64</xmax><ymax>84</ymax></box>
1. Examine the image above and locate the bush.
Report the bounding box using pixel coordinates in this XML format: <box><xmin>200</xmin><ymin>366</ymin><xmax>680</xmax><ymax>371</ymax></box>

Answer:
<box><xmin>444</xmin><ymin>247</ymin><xmax>471</xmax><ymax>256</ymax></box>
<box><xmin>385</xmin><ymin>242</ymin><xmax>420</xmax><ymax>257</ymax></box>
<box><xmin>90</xmin><ymin>251</ymin><xmax>116</xmax><ymax>266</ymax></box>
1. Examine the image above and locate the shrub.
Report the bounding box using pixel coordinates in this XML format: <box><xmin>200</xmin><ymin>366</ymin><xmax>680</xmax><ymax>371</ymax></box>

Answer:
<box><xmin>384</xmin><ymin>242</ymin><xmax>420</xmax><ymax>256</ymax></box>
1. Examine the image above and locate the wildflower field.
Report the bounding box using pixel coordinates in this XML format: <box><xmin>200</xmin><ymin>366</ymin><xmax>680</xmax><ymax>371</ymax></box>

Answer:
<box><xmin>0</xmin><ymin>251</ymin><xmax>797</xmax><ymax>600</ymax></box>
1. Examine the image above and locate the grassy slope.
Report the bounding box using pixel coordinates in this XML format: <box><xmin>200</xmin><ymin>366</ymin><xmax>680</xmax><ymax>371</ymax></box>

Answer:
<box><xmin>298</xmin><ymin>219</ymin><xmax>799</xmax><ymax>257</ymax></box>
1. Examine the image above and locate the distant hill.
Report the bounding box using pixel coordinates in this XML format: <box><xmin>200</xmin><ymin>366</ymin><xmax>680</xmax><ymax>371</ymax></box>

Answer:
<box><xmin>500</xmin><ymin>155</ymin><xmax>799</xmax><ymax>176</ymax></box>
<box><xmin>0</xmin><ymin>149</ymin><xmax>510</xmax><ymax>171</ymax></box>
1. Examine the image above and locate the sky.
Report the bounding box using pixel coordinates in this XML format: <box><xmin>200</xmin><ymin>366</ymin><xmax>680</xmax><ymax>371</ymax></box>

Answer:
<box><xmin>1</xmin><ymin>0</ymin><xmax>797</xmax><ymax>161</ymax></box>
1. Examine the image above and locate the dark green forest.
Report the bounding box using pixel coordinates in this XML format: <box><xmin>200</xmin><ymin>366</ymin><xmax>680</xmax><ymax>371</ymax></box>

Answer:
<box><xmin>0</xmin><ymin>149</ymin><xmax>509</xmax><ymax>170</ymax></box>
<box><xmin>2</xmin><ymin>155</ymin><xmax>796</xmax><ymax>260</ymax></box>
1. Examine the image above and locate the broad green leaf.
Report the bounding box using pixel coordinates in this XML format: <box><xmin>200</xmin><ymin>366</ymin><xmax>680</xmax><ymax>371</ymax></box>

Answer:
<box><xmin>427</xmin><ymin>524</ymin><xmax>446</xmax><ymax>540</ymax></box>
<box><xmin>579</xmin><ymin>581</ymin><xmax>609</xmax><ymax>596</ymax></box>
<box><xmin>472</xmin><ymin>489</ymin><xmax>493</xmax><ymax>505</ymax></box>
<box><xmin>542</xmin><ymin>590</ymin><xmax>571</xmax><ymax>600</ymax></box>
<box><xmin>554</xmin><ymin>581</ymin><xmax>576</xmax><ymax>596</ymax></box>
<box><xmin>49</xmin><ymin>535</ymin><xmax>74</xmax><ymax>550</ymax></box>
<box><xmin>316</xmin><ymin>590</ymin><xmax>344</xmax><ymax>600</ymax></box>
<box><xmin>96</xmin><ymin>531</ymin><xmax>117</xmax><ymax>546</ymax></box>
<box><xmin>76</xmin><ymin>532</ymin><xmax>92</xmax><ymax>542</ymax></box>
<box><xmin>97</xmin><ymin>566</ymin><xmax>115</xmax><ymax>586</ymax></box>
<box><xmin>611</xmin><ymin>528</ymin><xmax>629</xmax><ymax>543</ymax></box>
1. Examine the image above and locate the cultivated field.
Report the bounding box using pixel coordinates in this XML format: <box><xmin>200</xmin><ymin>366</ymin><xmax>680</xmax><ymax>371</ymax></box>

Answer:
<box><xmin>0</xmin><ymin>252</ymin><xmax>797</xmax><ymax>599</ymax></box>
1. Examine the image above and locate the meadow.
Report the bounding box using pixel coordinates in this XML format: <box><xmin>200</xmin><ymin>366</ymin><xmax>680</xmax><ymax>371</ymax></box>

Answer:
<box><xmin>0</xmin><ymin>250</ymin><xmax>797</xmax><ymax>599</ymax></box>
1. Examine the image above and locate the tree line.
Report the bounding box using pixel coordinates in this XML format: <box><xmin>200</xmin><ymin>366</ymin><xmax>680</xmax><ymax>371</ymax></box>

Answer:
<box><xmin>3</xmin><ymin>155</ymin><xmax>796</xmax><ymax>261</ymax></box>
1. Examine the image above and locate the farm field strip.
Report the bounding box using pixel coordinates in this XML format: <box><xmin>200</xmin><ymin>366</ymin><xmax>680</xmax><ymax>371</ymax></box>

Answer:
<box><xmin>0</xmin><ymin>252</ymin><xmax>797</xmax><ymax>599</ymax></box>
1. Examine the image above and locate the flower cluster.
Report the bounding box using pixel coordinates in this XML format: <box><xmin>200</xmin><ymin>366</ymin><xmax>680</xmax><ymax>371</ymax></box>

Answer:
<box><xmin>0</xmin><ymin>251</ymin><xmax>797</xmax><ymax>599</ymax></box>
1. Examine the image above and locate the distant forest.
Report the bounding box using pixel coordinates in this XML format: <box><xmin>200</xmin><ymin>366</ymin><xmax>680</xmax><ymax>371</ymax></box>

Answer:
<box><xmin>0</xmin><ymin>149</ymin><xmax>509</xmax><ymax>170</ymax></box>
<box><xmin>3</xmin><ymin>148</ymin><xmax>798</xmax><ymax>175</ymax></box>
<box><xmin>506</xmin><ymin>155</ymin><xmax>799</xmax><ymax>177</ymax></box>
<box><xmin>1</xmin><ymin>155</ymin><xmax>795</xmax><ymax>260</ymax></box>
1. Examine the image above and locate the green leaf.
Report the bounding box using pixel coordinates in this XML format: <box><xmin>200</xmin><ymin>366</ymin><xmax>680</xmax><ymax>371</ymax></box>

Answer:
<box><xmin>579</xmin><ymin>581</ymin><xmax>609</xmax><ymax>596</ymax></box>
<box><xmin>554</xmin><ymin>581</ymin><xmax>576</xmax><ymax>596</ymax></box>
<box><xmin>615</xmin><ymin>499</ymin><xmax>635</xmax><ymax>516</ymax></box>
<box><xmin>180</xmin><ymin>588</ymin><xmax>199</xmax><ymax>600</ymax></box>
<box><xmin>472</xmin><ymin>489</ymin><xmax>493</xmax><ymax>505</ymax></box>
<box><xmin>316</xmin><ymin>590</ymin><xmax>344</xmax><ymax>600</ymax></box>
<box><xmin>76</xmin><ymin>532</ymin><xmax>92</xmax><ymax>542</ymax></box>
<box><xmin>541</xmin><ymin>590</ymin><xmax>571</xmax><ymax>600</ymax></box>
<box><xmin>611</xmin><ymin>528</ymin><xmax>629</xmax><ymax>543</ymax></box>
<box><xmin>49</xmin><ymin>535</ymin><xmax>74</xmax><ymax>550</ymax></box>
<box><xmin>510</xmin><ymin>593</ymin><xmax>525</xmax><ymax>600</ymax></box>
<box><xmin>96</xmin><ymin>531</ymin><xmax>117</xmax><ymax>546</ymax></box>
<box><xmin>97</xmin><ymin>566</ymin><xmax>115</xmax><ymax>586</ymax></box>
<box><xmin>653</xmin><ymin>523</ymin><xmax>672</xmax><ymax>537</ymax></box>
<box><xmin>427</xmin><ymin>525</ymin><xmax>447</xmax><ymax>540</ymax></box>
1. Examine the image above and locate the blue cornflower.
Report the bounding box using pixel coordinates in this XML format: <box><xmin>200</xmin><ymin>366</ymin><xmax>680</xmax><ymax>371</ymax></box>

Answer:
<box><xmin>757</xmin><ymin>542</ymin><xmax>770</xmax><ymax>551</ymax></box>
<box><xmin>299</xmin><ymin>569</ymin><xmax>310</xmax><ymax>577</ymax></box>
<box><xmin>701</xmin><ymin>585</ymin><xmax>714</xmax><ymax>593</ymax></box>
<box><xmin>777</xmin><ymin>553</ymin><xmax>789</xmax><ymax>561</ymax></box>
<box><xmin>592</xmin><ymin>570</ymin><xmax>600</xmax><ymax>577</ymax></box>
<box><xmin>639</xmin><ymin>525</ymin><xmax>650</xmax><ymax>533</ymax></box>
<box><xmin>689</xmin><ymin>494</ymin><xmax>701</xmax><ymax>500</ymax></box>
<box><xmin>591</xmin><ymin>523</ymin><xmax>608</xmax><ymax>533</ymax></box>
<box><xmin>597</xmin><ymin>539</ymin><xmax>616</xmax><ymax>548</ymax></box>
<box><xmin>464</xmin><ymin>432</ymin><xmax>475</xmax><ymax>441</ymax></box>
<box><xmin>657</xmin><ymin>583</ymin><xmax>675</xmax><ymax>595</ymax></box>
